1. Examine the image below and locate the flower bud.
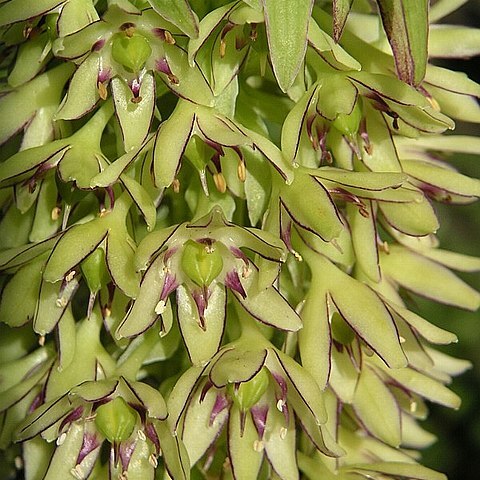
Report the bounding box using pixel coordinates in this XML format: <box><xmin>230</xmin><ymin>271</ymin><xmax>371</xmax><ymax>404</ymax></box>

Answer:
<box><xmin>227</xmin><ymin>367</ymin><xmax>270</xmax><ymax>411</ymax></box>
<box><xmin>111</xmin><ymin>33</ymin><xmax>152</xmax><ymax>73</ymax></box>
<box><xmin>94</xmin><ymin>397</ymin><xmax>137</xmax><ymax>443</ymax></box>
<box><xmin>181</xmin><ymin>240</ymin><xmax>223</xmax><ymax>287</ymax></box>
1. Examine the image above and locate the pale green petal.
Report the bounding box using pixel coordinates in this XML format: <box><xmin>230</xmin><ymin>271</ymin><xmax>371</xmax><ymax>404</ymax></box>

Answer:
<box><xmin>380</xmin><ymin>246</ymin><xmax>480</xmax><ymax>311</ymax></box>
<box><xmin>112</xmin><ymin>72</ymin><xmax>156</xmax><ymax>152</ymax></box>
<box><xmin>353</xmin><ymin>366</ymin><xmax>401</xmax><ymax>447</ymax></box>
<box><xmin>228</xmin><ymin>405</ymin><xmax>264</xmax><ymax>480</ymax></box>
<box><xmin>262</xmin><ymin>0</ymin><xmax>313</xmax><ymax>92</ymax></box>
<box><xmin>177</xmin><ymin>283</ymin><xmax>225</xmax><ymax>366</ymax></box>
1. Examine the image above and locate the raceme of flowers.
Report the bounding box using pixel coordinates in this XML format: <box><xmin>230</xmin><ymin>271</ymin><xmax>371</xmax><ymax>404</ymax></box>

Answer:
<box><xmin>0</xmin><ymin>0</ymin><xmax>479</xmax><ymax>479</ymax></box>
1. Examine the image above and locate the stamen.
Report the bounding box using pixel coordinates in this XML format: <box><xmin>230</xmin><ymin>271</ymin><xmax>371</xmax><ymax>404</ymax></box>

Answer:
<box><xmin>213</xmin><ymin>172</ymin><xmax>227</xmax><ymax>193</ymax></box>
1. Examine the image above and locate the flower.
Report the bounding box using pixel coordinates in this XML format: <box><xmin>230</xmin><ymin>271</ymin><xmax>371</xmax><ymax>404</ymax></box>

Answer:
<box><xmin>117</xmin><ymin>206</ymin><xmax>302</xmax><ymax>364</ymax></box>
<box><xmin>167</xmin><ymin>341</ymin><xmax>343</xmax><ymax>479</ymax></box>
<box><xmin>14</xmin><ymin>376</ymin><xmax>189</xmax><ymax>479</ymax></box>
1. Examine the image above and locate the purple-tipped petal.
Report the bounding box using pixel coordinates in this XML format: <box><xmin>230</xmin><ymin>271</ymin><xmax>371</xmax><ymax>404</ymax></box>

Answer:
<box><xmin>250</xmin><ymin>404</ymin><xmax>269</xmax><ymax>439</ymax></box>
<box><xmin>225</xmin><ymin>270</ymin><xmax>247</xmax><ymax>299</ymax></box>
<box><xmin>230</xmin><ymin>246</ymin><xmax>249</xmax><ymax>264</ymax></box>
<box><xmin>76</xmin><ymin>432</ymin><xmax>100</xmax><ymax>465</ymax></box>
<box><xmin>160</xmin><ymin>273</ymin><xmax>178</xmax><ymax>301</ymax></box>
<box><xmin>200</xmin><ymin>380</ymin><xmax>214</xmax><ymax>403</ymax></box>
<box><xmin>118</xmin><ymin>439</ymin><xmax>136</xmax><ymax>471</ymax></box>
<box><xmin>145</xmin><ymin>422</ymin><xmax>160</xmax><ymax>454</ymax></box>
<box><xmin>191</xmin><ymin>287</ymin><xmax>211</xmax><ymax>329</ymax></box>
<box><xmin>59</xmin><ymin>405</ymin><xmax>84</xmax><ymax>433</ymax></box>
<box><xmin>210</xmin><ymin>393</ymin><xmax>230</xmax><ymax>426</ymax></box>
<box><xmin>92</xmin><ymin>39</ymin><xmax>105</xmax><ymax>52</ymax></box>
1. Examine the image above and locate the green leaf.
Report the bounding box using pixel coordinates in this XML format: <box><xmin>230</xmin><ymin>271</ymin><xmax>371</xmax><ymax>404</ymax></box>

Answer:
<box><xmin>0</xmin><ymin>64</ymin><xmax>72</xmax><ymax>146</ymax></box>
<box><xmin>188</xmin><ymin>2</ymin><xmax>237</xmax><ymax>65</ymax></box>
<box><xmin>401</xmin><ymin>159</ymin><xmax>480</xmax><ymax>200</ymax></box>
<box><xmin>160</xmin><ymin>43</ymin><xmax>214</xmax><ymax>106</ymax></box>
<box><xmin>135</xmin><ymin>225</ymin><xmax>181</xmax><ymax>271</ymax></box>
<box><xmin>181</xmin><ymin>385</ymin><xmax>227</xmax><ymax>464</ymax></box>
<box><xmin>120</xmin><ymin>174</ymin><xmax>157</xmax><ymax>232</ymax></box>
<box><xmin>307</xmin><ymin>18</ymin><xmax>361</xmax><ymax>71</ymax></box>
<box><xmin>155</xmin><ymin>421</ymin><xmax>190</xmax><ymax>480</ymax></box>
<box><xmin>56</xmin><ymin>307</ymin><xmax>76</xmax><ymax>372</ymax></box>
<box><xmin>353</xmin><ymin>366</ymin><xmax>401</xmax><ymax>447</ymax></box>
<box><xmin>376</xmin><ymin>0</ymin><xmax>428</xmax><ymax>85</ymax></box>
<box><xmin>332</xmin><ymin>0</ymin><xmax>354</xmax><ymax>42</ymax></box>
<box><xmin>90</xmin><ymin>136</ymin><xmax>153</xmax><ymax>188</ymax></box>
<box><xmin>273</xmin><ymin>349</ymin><xmax>327</xmax><ymax>425</ymax></box>
<box><xmin>309</xmin><ymin>167</ymin><xmax>406</xmax><ymax>191</ymax></box>
<box><xmin>281</xmin><ymin>83</ymin><xmax>318</xmax><ymax>164</ymax></box>
<box><xmin>244</xmin><ymin>149</ymin><xmax>272</xmax><ymax>226</ymax></box>
<box><xmin>0</xmin><ymin>238</ymin><xmax>57</xmax><ymax>271</ymax></box>
<box><xmin>429</xmin><ymin>0</ymin><xmax>468</xmax><ymax>23</ymax></box>
<box><xmin>262</xmin><ymin>0</ymin><xmax>314</xmax><ymax>92</ymax></box>
<box><xmin>57</xmin><ymin>0</ymin><xmax>100</xmax><ymax>37</ymax></box>
<box><xmin>385</xmin><ymin>301</ymin><xmax>457</xmax><ymax>345</ymax></box>
<box><xmin>263</xmin><ymin>405</ymin><xmax>298</xmax><ymax>480</ymax></box>
<box><xmin>148</xmin><ymin>0</ymin><xmax>199</xmax><ymax>38</ymax></box>
<box><xmin>237</xmin><ymin>125</ymin><xmax>295</xmax><ymax>183</ymax></box>
<box><xmin>329</xmin><ymin>345</ymin><xmax>359</xmax><ymax>403</ymax></box>
<box><xmin>412</xmin><ymin>248</ymin><xmax>480</xmax><ymax>273</ymax></box>
<box><xmin>29</xmin><ymin>176</ymin><xmax>61</xmax><ymax>243</ymax></box>
<box><xmin>34</xmin><ymin>278</ymin><xmax>78</xmax><ymax>336</ymax></box>
<box><xmin>0</xmin><ymin>347</ymin><xmax>51</xmax><ymax>393</ymax></box>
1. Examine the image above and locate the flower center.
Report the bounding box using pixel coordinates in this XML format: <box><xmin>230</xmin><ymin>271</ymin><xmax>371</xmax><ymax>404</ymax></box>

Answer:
<box><xmin>181</xmin><ymin>240</ymin><xmax>224</xmax><ymax>287</ymax></box>
<box><xmin>111</xmin><ymin>33</ymin><xmax>152</xmax><ymax>73</ymax></box>
<box><xmin>227</xmin><ymin>368</ymin><xmax>270</xmax><ymax>411</ymax></box>
<box><xmin>95</xmin><ymin>397</ymin><xmax>137</xmax><ymax>443</ymax></box>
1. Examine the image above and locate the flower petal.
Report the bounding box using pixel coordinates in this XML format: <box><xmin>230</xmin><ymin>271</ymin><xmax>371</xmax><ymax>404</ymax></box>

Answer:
<box><xmin>380</xmin><ymin>245</ymin><xmax>480</xmax><ymax>311</ymax></box>
<box><xmin>148</xmin><ymin>0</ymin><xmax>199</xmax><ymax>38</ymax></box>
<box><xmin>209</xmin><ymin>347</ymin><xmax>267</xmax><ymax>388</ymax></box>
<box><xmin>228</xmin><ymin>405</ymin><xmax>264</xmax><ymax>479</ymax></box>
<box><xmin>177</xmin><ymin>283</ymin><xmax>226</xmax><ymax>366</ymax></box>
<box><xmin>352</xmin><ymin>365</ymin><xmax>401</xmax><ymax>447</ymax></box>
<box><xmin>116</xmin><ymin>255</ymin><xmax>165</xmax><ymax>339</ymax></box>
<box><xmin>153</xmin><ymin>100</ymin><xmax>196</xmax><ymax>188</ymax></box>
